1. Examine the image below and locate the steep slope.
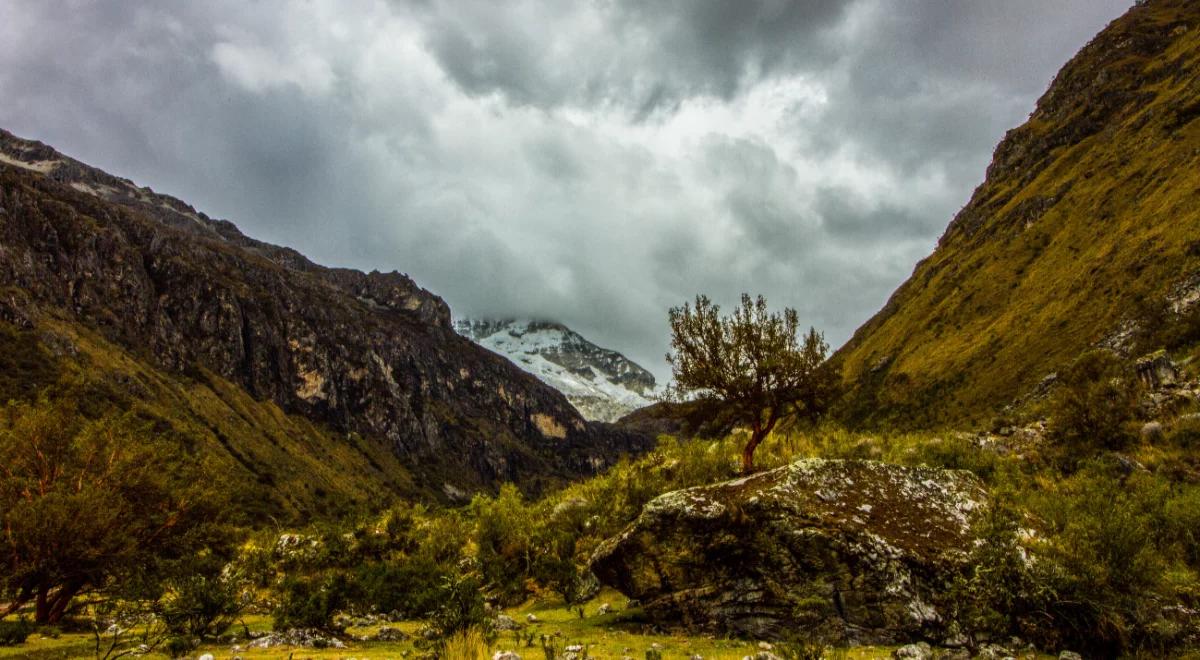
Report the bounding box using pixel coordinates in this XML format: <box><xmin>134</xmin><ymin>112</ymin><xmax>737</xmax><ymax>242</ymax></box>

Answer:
<box><xmin>0</xmin><ymin>130</ymin><xmax>652</xmax><ymax>514</ymax></box>
<box><xmin>835</xmin><ymin>0</ymin><xmax>1200</xmax><ymax>429</ymax></box>
<box><xmin>455</xmin><ymin>318</ymin><xmax>659</xmax><ymax>422</ymax></box>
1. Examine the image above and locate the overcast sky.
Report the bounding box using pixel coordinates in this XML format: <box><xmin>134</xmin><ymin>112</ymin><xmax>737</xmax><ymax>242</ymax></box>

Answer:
<box><xmin>0</xmin><ymin>0</ymin><xmax>1132</xmax><ymax>380</ymax></box>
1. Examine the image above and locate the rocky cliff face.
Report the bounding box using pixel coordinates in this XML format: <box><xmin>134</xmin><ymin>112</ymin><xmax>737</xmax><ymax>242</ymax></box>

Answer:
<box><xmin>455</xmin><ymin>318</ymin><xmax>659</xmax><ymax>422</ymax></box>
<box><xmin>589</xmin><ymin>459</ymin><xmax>988</xmax><ymax>644</ymax></box>
<box><xmin>834</xmin><ymin>0</ymin><xmax>1200</xmax><ymax>429</ymax></box>
<box><xmin>0</xmin><ymin>129</ymin><xmax>652</xmax><ymax>501</ymax></box>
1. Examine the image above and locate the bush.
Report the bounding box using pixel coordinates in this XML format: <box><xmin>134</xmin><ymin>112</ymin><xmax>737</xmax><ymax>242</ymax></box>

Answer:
<box><xmin>430</xmin><ymin>573</ymin><xmax>489</xmax><ymax>637</ymax></box>
<box><xmin>157</xmin><ymin>570</ymin><xmax>244</xmax><ymax>643</ymax></box>
<box><xmin>351</xmin><ymin>557</ymin><xmax>450</xmax><ymax>619</ymax></box>
<box><xmin>1048</xmin><ymin>350</ymin><xmax>1140</xmax><ymax>458</ymax></box>
<box><xmin>1167</xmin><ymin>414</ymin><xmax>1200</xmax><ymax>448</ymax></box>
<box><xmin>0</xmin><ymin>618</ymin><xmax>32</xmax><ymax>646</ymax></box>
<box><xmin>273</xmin><ymin>572</ymin><xmax>349</xmax><ymax>631</ymax></box>
<box><xmin>1027</xmin><ymin>468</ymin><xmax>1175</xmax><ymax>655</ymax></box>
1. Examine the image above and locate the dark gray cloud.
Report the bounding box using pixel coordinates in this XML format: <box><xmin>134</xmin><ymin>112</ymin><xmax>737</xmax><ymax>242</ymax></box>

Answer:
<box><xmin>0</xmin><ymin>0</ymin><xmax>1133</xmax><ymax>379</ymax></box>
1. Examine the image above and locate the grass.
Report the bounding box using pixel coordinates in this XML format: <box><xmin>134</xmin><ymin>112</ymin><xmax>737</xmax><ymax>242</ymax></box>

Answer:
<box><xmin>1</xmin><ymin>591</ymin><xmax>901</xmax><ymax>659</ymax></box>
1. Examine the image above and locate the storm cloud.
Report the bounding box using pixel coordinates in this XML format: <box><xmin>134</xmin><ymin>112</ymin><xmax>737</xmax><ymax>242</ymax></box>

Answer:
<box><xmin>0</xmin><ymin>0</ymin><xmax>1132</xmax><ymax>379</ymax></box>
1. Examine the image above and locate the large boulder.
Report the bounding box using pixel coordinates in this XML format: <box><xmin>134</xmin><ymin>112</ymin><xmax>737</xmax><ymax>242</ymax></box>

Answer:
<box><xmin>588</xmin><ymin>459</ymin><xmax>987</xmax><ymax>644</ymax></box>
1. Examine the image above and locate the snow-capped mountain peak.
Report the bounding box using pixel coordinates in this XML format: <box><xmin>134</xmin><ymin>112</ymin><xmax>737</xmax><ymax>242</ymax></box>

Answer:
<box><xmin>454</xmin><ymin>318</ymin><xmax>659</xmax><ymax>422</ymax></box>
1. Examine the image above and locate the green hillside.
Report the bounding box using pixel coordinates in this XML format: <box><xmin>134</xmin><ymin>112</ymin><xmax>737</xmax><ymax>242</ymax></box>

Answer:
<box><xmin>836</xmin><ymin>0</ymin><xmax>1200</xmax><ymax>429</ymax></box>
<box><xmin>0</xmin><ymin>310</ymin><xmax>419</xmax><ymax>523</ymax></box>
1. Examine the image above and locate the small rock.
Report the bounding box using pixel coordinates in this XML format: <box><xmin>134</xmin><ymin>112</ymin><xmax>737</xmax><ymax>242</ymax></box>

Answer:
<box><xmin>974</xmin><ymin>643</ymin><xmax>1014</xmax><ymax>660</ymax></box>
<box><xmin>943</xmin><ymin>632</ymin><xmax>969</xmax><ymax>648</ymax></box>
<box><xmin>373</xmin><ymin>626</ymin><xmax>408</xmax><ymax>642</ymax></box>
<box><xmin>494</xmin><ymin>614</ymin><xmax>519</xmax><ymax>631</ymax></box>
<box><xmin>198</xmin><ymin>655</ymin><xmax>215</xmax><ymax>660</ymax></box>
<box><xmin>1058</xmin><ymin>653</ymin><xmax>1083</xmax><ymax>660</ymax></box>
<box><xmin>758</xmin><ymin>641</ymin><xmax>773</xmax><ymax>650</ymax></box>
<box><xmin>526</xmin><ymin>613</ymin><xmax>539</xmax><ymax>623</ymax></box>
<box><xmin>741</xmin><ymin>653</ymin><xmax>783</xmax><ymax>660</ymax></box>
<box><xmin>597</xmin><ymin>603</ymin><xmax>612</xmax><ymax>615</ymax></box>
<box><xmin>493</xmin><ymin>652</ymin><xmax>522</xmax><ymax>660</ymax></box>
<box><xmin>893</xmin><ymin>642</ymin><xmax>932</xmax><ymax>659</ymax></box>
<box><xmin>1141</xmin><ymin>421</ymin><xmax>1164</xmax><ymax>441</ymax></box>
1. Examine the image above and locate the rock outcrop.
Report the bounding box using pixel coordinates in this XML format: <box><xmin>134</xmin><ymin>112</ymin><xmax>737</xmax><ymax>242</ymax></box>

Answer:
<box><xmin>589</xmin><ymin>459</ymin><xmax>987</xmax><ymax>644</ymax></box>
<box><xmin>0</xmin><ymin>129</ymin><xmax>652</xmax><ymax>501</ymax></box>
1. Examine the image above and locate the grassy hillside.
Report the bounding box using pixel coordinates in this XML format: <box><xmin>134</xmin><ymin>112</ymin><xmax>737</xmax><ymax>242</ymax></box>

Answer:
<box><xmin>835</xmin><ymin>0</ymin><xmax>1200</xmax><ymax>429</ymax></box>
<box><xmin>0</xmin><ymin>310</ymin><xmax>418</xmax><ymax>523</ymax></box>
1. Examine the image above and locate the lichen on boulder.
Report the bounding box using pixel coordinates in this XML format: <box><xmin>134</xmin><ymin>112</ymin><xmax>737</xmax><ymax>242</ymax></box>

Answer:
<box><xmin>588</xmin><ymin>458</ymin><xmax>987</xmax><ymax>644</ymax></box>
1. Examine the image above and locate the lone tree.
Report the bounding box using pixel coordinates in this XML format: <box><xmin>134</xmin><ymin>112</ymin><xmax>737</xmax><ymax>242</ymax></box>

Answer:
<box><xmin>667</xmin><ymin>294</ymin><xmax>836</xmax><ymax>474</ymax></box>
<box><xmin>0</xmin><ymin>400</ymin><xmax>226</xmax><ymax>624</ymax></box>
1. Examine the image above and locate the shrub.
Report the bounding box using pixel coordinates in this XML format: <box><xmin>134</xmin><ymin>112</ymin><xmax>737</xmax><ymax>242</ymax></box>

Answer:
<box><xmin>1028</xmin><ymin>468</ymin><xmax>1172</xmax><ymax>655</ymax></box>
<box><xmin>157</xmin><ymin>570</ymin><xmax>244</xmax><ymax>643</ymax></box>
<box><xmin>430</xmin><ymin>573</ymin><xmax>489</xmax><ymax>637</ymax></box>
<box><xmin>1167</xmin><ymin>414</ymin><xmax>1200</xmax><ymax>448</ymax></box>
<box><xmin>273</xmin><ymin>572</ymin><xmax>350</xmax><ymax>631</ymax></box>
<box><xmin>1048</xmin><ymin>350</ymin><xmax>1140</xmax><ymax>458</ymax></box>
<box><xmin>0</xmin><ymin>618</ymin><xmax>32</xmax><ymax>646</ymax></box>
<box><xmin>351</xmin><ymin>557</ymin><xmax>449</xmax><ymax>618</ymax></box>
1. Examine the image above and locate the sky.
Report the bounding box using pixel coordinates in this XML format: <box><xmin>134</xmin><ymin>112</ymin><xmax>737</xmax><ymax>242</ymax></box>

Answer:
<box><xmin>0</xmin><ymin>0</ymin><xmax>1133</xmax><ymax>381</ymax></box>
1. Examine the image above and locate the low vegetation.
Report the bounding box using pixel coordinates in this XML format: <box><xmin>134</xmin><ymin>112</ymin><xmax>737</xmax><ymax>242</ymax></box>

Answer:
<box><xmin>3</xmin><ymin>339</ymin><xmax>1198</xmax><ymax>657</ymax></box>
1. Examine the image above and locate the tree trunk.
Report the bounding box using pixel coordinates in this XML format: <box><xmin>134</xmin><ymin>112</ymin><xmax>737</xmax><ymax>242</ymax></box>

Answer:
<box><xmin>45</xmin><ymin>581</ymin><xmax>82</xmax><ymax>624</ymax></box>
<box><xmin>35</xmin><ymin>582</ymin><xmax>49</xmax><ymax>624</ymax></box>
<box><xmin>741</xmin><ymin>428</ymin><xmax>767</xmax><ymax>475</ymax></box>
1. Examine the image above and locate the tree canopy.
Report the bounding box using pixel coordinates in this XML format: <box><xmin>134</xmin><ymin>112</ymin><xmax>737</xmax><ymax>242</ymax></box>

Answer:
<box><xmin>0</xmin><ymin>400</ymin><xmax>227</xmax><ymax>624</ymax></box>
<box><xmin>667</xmin><ymin>294</ymin><xmax>837</xmax><ymax>473</ymax></box>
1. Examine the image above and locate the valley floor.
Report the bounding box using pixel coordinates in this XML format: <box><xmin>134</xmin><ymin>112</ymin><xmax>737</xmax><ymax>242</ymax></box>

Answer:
<box><xmin>3</xmin><ymin>590</ymin><xmax>909</xmax><ymax>660</ymax></box>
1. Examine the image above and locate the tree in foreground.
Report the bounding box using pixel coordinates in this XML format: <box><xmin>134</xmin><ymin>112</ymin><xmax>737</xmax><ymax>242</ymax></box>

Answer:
<box><xmin>666</xmin><ymin>294</ymin><xmax>837</xmax><ymax>474</ymax></box>
<box><xmin>0</xmin><ymin>400</ymin><xmax>227</xmax><ymax>624</ymax></box>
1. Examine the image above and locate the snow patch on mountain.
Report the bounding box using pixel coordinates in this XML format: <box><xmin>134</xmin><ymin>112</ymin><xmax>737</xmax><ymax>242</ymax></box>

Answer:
<box><xmin>455</xmin><ymin>318</ymin><xmax>660</xmax><ymax>422</ymax></box>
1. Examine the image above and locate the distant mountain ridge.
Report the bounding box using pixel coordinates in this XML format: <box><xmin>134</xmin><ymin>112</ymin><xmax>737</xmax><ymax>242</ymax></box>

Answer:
<box><xmin>455</xmin><ymin>318</ymin><xmax>659</xmax><ymax>422</ymax></box>
<box><xmin>833</xmin><ymin>0</ymin><xmax>1200</xmax><ymax>429</ymax></box>
<box><xmin>0</xmin><ymin>128</ymin><xmax>652</xmax><ymax>515</ymax></box>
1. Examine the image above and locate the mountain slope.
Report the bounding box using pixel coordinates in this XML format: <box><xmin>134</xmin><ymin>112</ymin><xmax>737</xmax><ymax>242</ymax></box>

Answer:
<box><xmin>455</xmin><ymin>319</ymin><xmax>659</xmax><ymax>422</ymax></box>
<box><xmin>835</xmin><ymin>0</ymin><xmax>1200</xmax><ymax>429</ymax></box>
<box><xmin>0</xmin><ymin>130</ymin><xmax>651</xmax><ymax>514</ymax></box>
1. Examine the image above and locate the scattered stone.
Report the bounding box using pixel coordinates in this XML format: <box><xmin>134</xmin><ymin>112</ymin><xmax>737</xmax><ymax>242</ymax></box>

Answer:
<box><xmin>493</xmin><ymin>652</ymin><xmax>522</xmax><ymax>660</ymax></box>
<box><xmin>494</xmin><ymin>614</ymin><xmax>519</xmax><ymax>631</ymax></box>
<box><xmin>893</xmin><ymin>642</ymin><xmax>932</xmax><ymax>659</ymax></box>
<box><xmin>526</xmin><ymin>613</ymin><xmax>539</xmax><ymax>624</ymax></box>
<box><xmin>372</xmin><ymin>626</ymin><xmax>408</xmax><ymax>642</ymax></box>
<box><xmin>973</xmin><ymin>643</ymin><xmax>1014</xmax><ymax>659</ymax></box>
<box><xmin>597</xmin><ymin>603</ymin><xmax>612</xmax><ymax>615</ymax></box>
<box><xmin>741</xmin><ymin>653</ymin><xmax>783</xmax><ymax>660</ymax></box>
<box><xmin>1058</xmin><ymin>653</ymin><xmax>1083</xmax><ymax>660</ymax></box>
<box><xmin>1142</xmin><ymin>421</ymin><xmax>1164</xmax><ymax>441</ymax></box>
<box><xmin>246</xmin><ymin>628</ymin><xmax>345</xmax><ymax>649</ymax></box>
<box><xmin>590</xmin><ymin>459</ymin><xmax>988</xmax><ymax>644</ymax></box>
<box><xmin>198</xmin><ymin>654</ymin><xmax>215</xmax><ymax>660</ymax></box>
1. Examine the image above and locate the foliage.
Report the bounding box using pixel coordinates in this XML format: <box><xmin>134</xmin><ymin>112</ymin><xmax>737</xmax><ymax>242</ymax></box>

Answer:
<box><xmin>0</xmin><ymin>618</ymin><xmax>33</xmax><ymax>646</ymax></box>
<box><xmin>155</xmin><ymin>556</ymin><xmax>245</xmax><ymax>645</ymax></box>
<box><xmin>0</xmin><ymin>399</ymin><xmax>228</xmax><ymax>624</ymax></box>
<box><xmin>430</xmin><ymin>573</ymin><xmax>490</xmax><ymax>638</ymax></box>
<box><xmin>667</xmin><ymin>293</ymin><xmax>835</xmax><ymax>473</ymax></box>
<box><xmin>272</xmin><ymin>572</ymin><xmax>350</xmax><ymax>631</ymax></box>
<box><xmin>351</xmin><ymin>557</ymin><xmax>450</xmax><ymax>619</ymax></box>
<box><xmin>1047</xmin><ymin>350</ymin><xmax>1140</xmax><ymax>458</ymax></box>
